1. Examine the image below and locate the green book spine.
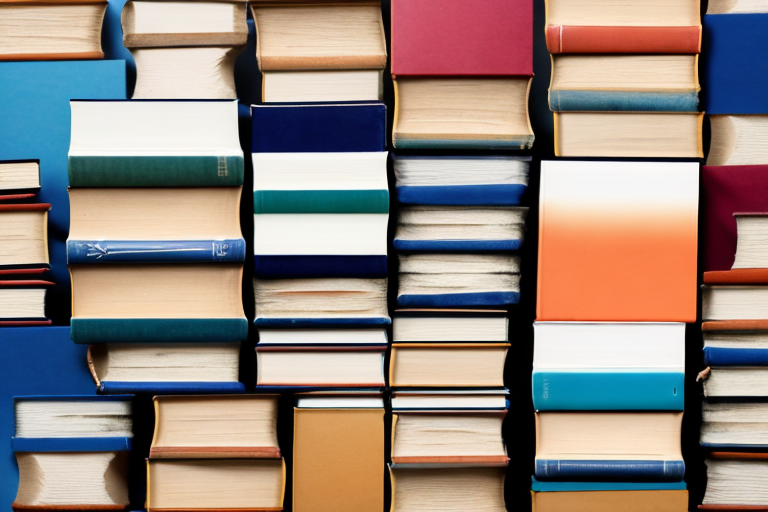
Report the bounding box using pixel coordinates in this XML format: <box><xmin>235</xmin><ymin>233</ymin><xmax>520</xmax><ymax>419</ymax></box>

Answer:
<box><xmin>70</xmin><ymin>318</ymin><xmax>249</xmax><ymax>344</ymax></box>
<box><xmin>253</xmin><ymin>189</ymin><xmax>389</xmax><ymax>214</ymax></box>
<box><xmin>68</xmin><ymin>155</ymin><xmax>244</xmax><ymax>187</ymax></box>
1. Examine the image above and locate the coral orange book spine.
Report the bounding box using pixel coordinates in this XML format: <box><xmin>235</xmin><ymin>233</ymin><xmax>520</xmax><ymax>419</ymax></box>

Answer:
<box><xmin>703</xmin><ymin>269</ymin><xmax>768</xmax><ymax>285</ymax></box>
<box><xmin>546</xmin><ymin>25</ymin><xmax>701</xmax><ymax>54</ymax></box>
<box><xmin>0</xmin><ymin>52</ymin><xmax>104</xmax><ymax>61</ymax></box>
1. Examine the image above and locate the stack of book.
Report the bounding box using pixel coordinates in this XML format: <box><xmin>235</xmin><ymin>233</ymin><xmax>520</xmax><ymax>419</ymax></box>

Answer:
<box><xmin>700</xmin><ymin>3</ymin><xmax>768</xmax><ymax>504</ymax></box>
<box><xmin>11</xmin><ymin>395</ymin><xmax>132</xmax><ymax>510</ymax></box>
<box><xmin>66</xmin><ymin>99</ymin><xmax>248</xmax><ymax>394</ymax></box>
<box><xmin>545</xmin><ymin>0</ymin><xmax>703</xmax><ymax>157</ymax></box>
<box><xmin>0</xmin><ymin>160</ymin><xmax>53</xmax><ymax>326</ymax></box>
<box><xmin>120</xmin><ymin>0</ymin><xmax>247</xmax><ymax>99</ymax></box>
<box><xmin>532</xmin><ymin>161</ymin><xmax>698</xmax><ymax>512</ymax></box>
<box><xmin>146</xmin><ymin>395</ymin><xmax>285</xmax><ymax>511</ymax></box>
<box><xmin>250</xmin><ymin>0</ymin><xmax>387</xmax><ymax>102</ymax></box>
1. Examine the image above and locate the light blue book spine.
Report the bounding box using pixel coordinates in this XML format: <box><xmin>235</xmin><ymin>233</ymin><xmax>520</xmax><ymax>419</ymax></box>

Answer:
<box><xmin>532</xmin><ymin>371</ymin><xmax>684</xmax><ymax>410</ymax></box>
<box><xmin>549</xmin><ymin>90</ymin><xmax>700</xmax><ymax>112</ymax></box>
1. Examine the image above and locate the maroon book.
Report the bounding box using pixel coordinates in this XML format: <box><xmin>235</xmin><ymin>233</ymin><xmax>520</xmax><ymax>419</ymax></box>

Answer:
<box><xmin>391</xmin><ymin>0</ymin><xmax>533</xmax><ymax>77</ymax></box>
<box><xmin>703</xmin><ymin>165</ymin><xmax>768</xmax><ymax>271</ymax></box>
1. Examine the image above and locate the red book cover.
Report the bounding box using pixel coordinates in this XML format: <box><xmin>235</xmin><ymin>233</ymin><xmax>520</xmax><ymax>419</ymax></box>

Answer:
<box><xmin>0</xmin><ymin>193</ymin><xmax>36</xmax><ymax>202</ymax></box>
<box><xmin>0</xmin><ymin>202</ymin><xmax>50</xmax><ymax>212</ymax></box>
<box><xmin>546</xmin><ymin>25</ymin><xmax>701</xmax><ymax>54</ymax></box>
<box><xmin>391</xmin><ymin>0</ymin><xmax>533</xmax><ymax>76</ymax></box>
<box><xmin>704</xmin><ymin>269</ymin><xmax>768</xmax><ymax>285</ymax></box>
<box><xmin>703</xmin><ymin>165</ymin><xmax>768</xmax><ymax>271</ymax></box>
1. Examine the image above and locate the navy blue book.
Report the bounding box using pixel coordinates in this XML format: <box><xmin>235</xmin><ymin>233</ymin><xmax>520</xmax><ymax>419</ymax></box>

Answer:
<box><xmin>534</xmin><ymin>460</ymin><xmax>686</xmax><ymax>481</ymax></box>
<box><xmin>704</xmin><ymin>347</ymin><xmax>768</xmax><ymax>366</ymax></box>
<box><xmin>68</xmin><ymin>239</ymin><xmax>246</xmax><ymax>264</ymax></box>
<box><xmin>703</xmin><ymin>13</ymin><xmax>768</xmax><ymax>114</ymax></box>
<box><xmin>397</xmin><ymin>291</ymin><xmax>520</xmax><ymax>308</ymax></box>
<box><xmin>251</xmin><ymin>102</ymin><xmax>386</xmax><ymax>153</ymax></box>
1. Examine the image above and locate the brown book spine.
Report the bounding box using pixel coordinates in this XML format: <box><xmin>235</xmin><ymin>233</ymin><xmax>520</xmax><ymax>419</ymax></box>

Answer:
<box><xmin>391</xmin><ymin>455</ymin><xmax>510</xmax><ymax>465</ymax></box>
<box><xmin>545</xmin><ymin>25</ymin><xmax>701</xmax><ymax>54</ymax></box>
<box><xmin>149</xmin><ymin>446</ymin><xmax>281</xmax><ymax>459</ymax></box>
<box><xmin>702</xmin><ymin>320</ymin><xmax>768</xmax><ymax>332</ymax></box>
<box><xmin>123</xmin><ymin>34</ymin><xmax>248</xmax><ymax>49</ymax></box>
<box><xmin>0</xmin><ymin>52</ymin><xmax>104</xmax><ymax>61</ymax></box>
<box><xmin>708</xmin><ymin>452</ymin><xmax>768</xmax><ymax>460</ymax></box>
<box><xmin>258</xmin><ymin>55</ymin><xmax>387</xmax><ymax>72</ymax></box>
<box><xmin>704</xmin><ymin>269</ymin><xmax>768</xmax><ymax>285</ymax></box>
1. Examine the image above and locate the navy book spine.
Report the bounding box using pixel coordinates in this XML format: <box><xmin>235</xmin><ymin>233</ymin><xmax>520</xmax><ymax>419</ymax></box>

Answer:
<box><xmin>398</xmin><ymin>292</ymin><xmax>520</xmax><ymax>308</ymax></box>
<box><xmin>11</xmin><ymin>436</ymin><xmax>133</xmax><ymax>453</ymax></box>
<box><xmin>396</xmin><ymin>184</ymin><xmax>527</xmax><ymax>206</ymax></box>
<box><xmin>704</xmin><ymin>347</ymin><xmax>768</xmax><ymax>366</ymax></box>
<box><xmin>98</xmin><ymin>381</ymin><xmax>245</xmax><ymax>394</ymax></box>
<box><xmin>535</xmin><ymin>460</ymin><xmax>685</xmax><ymax>481</ymax></box>
<box><xmin>67</xmin><ymin>239</ymin><xmax>246</xmax><ymax>264</ymax></box>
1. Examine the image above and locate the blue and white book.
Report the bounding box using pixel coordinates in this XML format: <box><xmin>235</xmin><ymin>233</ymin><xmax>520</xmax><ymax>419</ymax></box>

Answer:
<box><xmin>393</xmin><ymin>155</ymin><xmax>529</xmax><ymax>206</ymax></box>
<box><xmin>530</xmin><ymin>478</ymin><xmax>686</xmax><ymax>492</ymax></box>
<box><xmin>393</xmin><ymin>206</ymin><xmax>527</xmax><ymax>252</ymax></box>
<box><xmin>703</xmin><ymin>326</ymin><xmax>768</xmax><ymax>365</ymax></box>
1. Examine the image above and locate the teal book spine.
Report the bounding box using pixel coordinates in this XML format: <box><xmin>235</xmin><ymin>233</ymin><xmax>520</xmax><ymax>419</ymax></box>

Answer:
<box><xmin>394</xmin><ymin>136</ymin><xmax>535</xmax><ymax>151</ymax></box>
<box><xmin>549</xmin><ymin>90</ymin><xmax>699</xmax><ymax>112</ymax></box>
<box><xmin>68</xmin><ymin>155</ymin><xmax>244</xmax><ymax>187</ymax></box>
<box><xmin>532</xmin><ymin>371</ymin><xmax>684</xmax><ymax>410</ymax></box>
<box><xmin>70</xmin><ymin>318</ymin><xmax>249</xmax><ymax>344</ymax></box>
<box><xmin>253</xmin><ymin>190</ymin><xmax>389</xmax><ymax>214</ymax></box>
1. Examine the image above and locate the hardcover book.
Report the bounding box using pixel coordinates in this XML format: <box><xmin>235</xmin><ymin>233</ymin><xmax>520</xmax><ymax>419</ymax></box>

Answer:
<box><xmin>390</xmin><ymin>466</ymin><xmax>506</xmax><ymax>512</ymax></box>
<box><xmin>702</xmin><ymin>453</ymin><xmax>768</xmax><ymax>508</ymax></box>
<box><xmin>532</xmin><ymin>490</ymin><xmax>688</xmax><ymax>512</ymax></box>
<box><xmin>0</xmin><ymin>203</ymin><xmax>50</xmax><ymax>271</ymax></box>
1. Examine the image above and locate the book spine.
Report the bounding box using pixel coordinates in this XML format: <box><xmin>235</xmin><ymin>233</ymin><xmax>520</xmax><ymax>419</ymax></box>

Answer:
<box><xmin>0</xmin><ymin>51</ymin><xmax>105</xmax><ymax>61</ymax></box>
<box><xmin>70</xmin><ymin>318</ymin><xmax>249</xmax><ymax>344</ymax></box>
<box><xmin>397</xmin><ymin>292</ymin><xmax>520</xmax><ymax>308</ymax></box>
<box><xmin>393</xmin><ymin>136</ymin><xmax>535</xmax><ymax>151</ymax></box>
<box><xmin>703</xmin><ymin>347</ymin><xmax>768</xmax><ymax>366</ymax></box>
<box><xmin>254</xmin><ymin>190</ymin><xmax>389</xmax><ymax>214</ymax></box>
<box><xmin>535</xmin><ymin>459</ymin><xmax>686</xmax><ymax>481</ymax></box>
<box><xmin>393</xmin><ymin>239</ymin><xmax>522</xmax><ymax>251</ymax></box>
<box><xmin>546</xmin><ymin>25</ymin><xmax>702</xmax><ymax>54</ymax></box>
<box><xmin>253</xmin><ymin>255</ymin><xmax>388</xmax><ymax>278</ymax></box>
<box><xmin>67</xmin><ymin>239</ymin><xmax>246</xmax><ymax>264</ymax></box>
<box><xmin>68</xmin><ymin>155</ymin><xmax>244</xmax><ymax>187</ymax></box>
<box><xmin>549</xmin><ymin>90</ymin><xmax>699</xmax><ymax>113</ymax></box>
<box><xmin>10</xmin><ymin>437</ymin><xmax>132</xmax><ymax>453</ymax></box>
<box><xmin>396</xmin><ymin>185</ymin><xmax>527</xmax><ymax>206</ymax></box>
<box><xmin>98</xmin><ymin>381</ymin><xmax>246</xmax><ymax>394</ymax></box>
<box><xmin>254</xmin><ymin>317</ymin><xmax>391</xmax><ymax>327</ymax></box>
<box><xmin>531</xmin><ymin>371</ymin><xmax>685</xmax><ymax>411</ymax></box>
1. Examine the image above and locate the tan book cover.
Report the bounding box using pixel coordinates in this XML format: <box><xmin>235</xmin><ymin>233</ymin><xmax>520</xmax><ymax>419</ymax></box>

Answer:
<box><xmin>532</xmin><ymin>490</ymin><xmax>688</xmax><ymax>512</ymax></box>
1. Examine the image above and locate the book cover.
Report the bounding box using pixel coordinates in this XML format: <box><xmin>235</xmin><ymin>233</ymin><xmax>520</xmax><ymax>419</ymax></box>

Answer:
<box><xmin>534</xmin><ymin>459</ymin><xmax>686</xmax><ymax>481</ymax></box>
<box><xmin>70</xmin><ymin>318</ymin><xmax>249</xmax><ymax>344</ymax></box>
<box><xmin>398</xmin><ymin>292</ymin><xmax>520</xmax><ymax>309</ymax></box>
<box><xmin>545</xmin><ymin>25</ymin><xmax>701</xmax><ymax>54</ymax></box>
<box><xmin>67</xmin><ymin>239</ymin><xmax>247</xmax><ymax>264</ymax></box>
<box><xmin>537</xmin><ymin>161</ymin><xmax>699</xmax><ymax>322</ymax></box>
<box><xmin>530</xmin><ymin>478</ymin><xmax>687</xmax><ymax>492</ymax></box>
<box><xmin>391</xmin><ymin>0</ymin><xmax>533</xmax><ymax>76</ymax></box>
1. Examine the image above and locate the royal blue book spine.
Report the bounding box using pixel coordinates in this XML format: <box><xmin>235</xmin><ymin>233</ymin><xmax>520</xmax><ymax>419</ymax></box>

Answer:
<box><xmin>549</xmin><ymin>90</ymin><xmax>699</xmax><ymax>112</ymax></box>
<box><xmin>70</xmin><ymin>318</ymin><xmax>249</xmax><ymax>344</ymax></box>
<box><xmin>704</xmin><ymin>347</ymin><xmax>768</xmax><ymax>366</ymax></box>
<box><xmin>98</xmin><ymin>382</ymin><xmax>245</xmax><ymax>394</ymax></box>
<box><xmin>251</xmin><ymin>103</ymin><xmax>387</xmax><ymax>153</ymax></box>
<box><xmin>393</xmin><ymin>239</ymin><xmax>522</xmax><ymax>251</ymax></box>
<box><xmin>699</xmin><ymin>442</ymin><xmax>768</xmax><ymax>449</ymax></box>
<box><xmin>11</xmin><ymin>436</ymin><xmax>132</xmax><ymax>453</ymax></box>
<box><xmin>254</xmin><ymin>317</ymin><xmax>391</xmax><ymax>327</ymax></box>
<box><xmin>396</xmin><ymin>185</ymin><xmax>527</xmax><ymax>206</ymax></box>
<box><xmin>532</xmin><ymin>371</ymin><xmax>684</xmax><ymax>411</ymax></box>
<box><xmin>253</xmin><ymin>255</ymin><xmax>388</xmax><ymax>278</ymax></box>
<box><xmin>535</xmin><ymin>460</ymin><xmax>685</xmax><ymax>481</ymax></box>
<box><xmin>67</xmin><ymin>239</ymin><xmax>246</xmax><ymax>264</ymax></box>
<box><xmin>397</xmin><ymin>292</ymin><xmax>520</xmax><ymax>308</ymax></box>
<box><xmin>530</xmin><ymin>478</ymin><xmax>686</xmax><ymax>492</ymax></box>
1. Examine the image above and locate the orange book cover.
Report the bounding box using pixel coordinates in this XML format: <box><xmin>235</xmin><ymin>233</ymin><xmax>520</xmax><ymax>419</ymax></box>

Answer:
<box><xmin>704</xmin><ymin>269</ymin><xmax>768</xmax><ymax>285</ymax></box>
<box><xmin>545</xmin><ymin>25</ymin><xmax>701</xmax><ymax>54</ymax></box>
<box><xmin>537</xmin><ymin>161</ymin><xmax>699</xmax><ymax>322</ymax></box>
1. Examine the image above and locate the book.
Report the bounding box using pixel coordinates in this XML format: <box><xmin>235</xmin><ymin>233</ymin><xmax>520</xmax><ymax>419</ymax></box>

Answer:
<box><xmin>702</xmin><ymin>165</ymin><xmax>768</xmax><ymax>271</ymax></box>
<box><xmin>257</xmin><ymin>328</ymin><xmax>388</xmax><ymax>347</ymax></box>
<box><xmin>0</xmin><ymin>204</ymin><xmax>50</xmax><ymax>271</ymax></box>
<box><xmin>150</xmin><ymin>395</ymin><xmax>279</xmax><ymax>459</ymax></box>
<box><xmin>533</xmin><ymin>322</ymin><xmax>685</xmax><ymax>410</ymax></box>
<box><xmin>393</xmin><ymin>156</ymin><xmax>529</xmax><ymax>206</ymax></box>
<box><xmin>253</xmin><ymin>277</ymin><xmax>390</xmax><ymax>326</ymax></box>
<box><xmin>393</xmin><ymin>206</ymin><xmax>527</xmax><ymax>251</ymax></box>
<box><xmin>393</xmin><ymin>310</ymin><xmax>508</xmax><ymax>342</ymax></box>
<box><xmin>392</xmin><ymin>77</ymin><xmax>534</xmax><ymax>150</ymax></box>
<box><xmin>251</xmin><ymin>102</ymin><xmax>386</xmax><ymax>153</ymax></box>
<box><xmin>709</xmin><ymin>116</ymin><xmax>768</xmax><ymax>166</ymax></box>
<box><xmin>549</xmin><ymin>55</ymin><xmax>700</xmax><ymax>112</ymax></box>
<box><xmin>544</xmin><ymin>0</ymin><xmax>700</xmax><ymax>54</ymax></box>
<box><xmin>732</xmin><ymin>213</ymin><xmax>768</xmax><ymax>268</ymax></box>
<box><xmin>390</xmin><ymin>466</ymin><xmax>506</xmax><ymax>512</ymax></box>
<box><xmin>70</xmin><ymin>263</ymin><xmax>248</xmax><ymax>343</ymax></box>
<box><xmin>398</xmin><ymin>253</ymin><xmax>520</xmax><ymax>308</ymax></box>
<box><xmin>262</xmin><ymin>70</ymin><xmax>383</xmax><ymax>102</ymax></box>
<box><xmin>255</xmin><ymin>345</ymin><xmax>387</xmax><ymax>388</ymax></box>
<box><xmin>537</xmin><ymin>161</ymin><xmax>699</xmax><ymax>322</ymax></box>
<box><xmin>703</xmin><ymin>367</ymin><xmax>768</xmax><ymax>398</ymax></box>
<box><xmin>530</xmin><ymin>478</ymin><xmax>688</xmax><ymax>492</ymax></box>
<box><xmin>535</xmin><ymin>411</ymin><xmax>685</xmax><ymax>480</ymax></box>
<box><xmin>702</xmin><ymin>273</ymin><xmax>768</xmax><ymax>320</ymax></box>
<box><xmin>68</xmin><ymin>100</ymin><xmax>243</xmax><ymax>187</ymax></box>
<box><xmin>389</xmin><ymin>343</ymin><xmax>508</xmax><ymax>388</ymax></box>
<box><xmin>703</xmin><ymin>321</ymin><xmax>768</xmax><ymax>366</ymax></box>
<box><xmin>0</xmin><ymin>0</ymin><xmax>107</xmax><ymax>61</ymax></box>
<box><xmin>390</xmin><ymin>0</ymin><xmax>532</xmax><ymax>76</ymax></box>
<box><xmin>0</xmin><ymin>280</ymin><xmax>52</xmax><ymax>326</ymax></box>
<box><xmin>702</xmin><ymin>402</ymin><xmax>768</xmax><ymax>448</ymax></box>
<box><xmin>703</xmin><ymin>13</ymin><xmax>768</xmax><ymax>114</ymax></box>
<box><xmin>67</xmin><ymin>187</ymin><xmax>244</xmax><ymax>264</ymax></box>
<box><xmin>709</xmin><ymin>0</ymin><xmax>768</xmax><ymax>13</ymax></box>
<box><xmin>147</xmin><ymin>458</ymin><xmax>286</xmax><ymax>511</ymax></box>
<box><xmin>392</xmin><ymin>410</ymin><xmax>508</xmax><ymax>465</ymax></box>
<box><xmin>532</xmin><ymin>489</ymin><xmax>689</xmax><ymax>512</ymax></box>
<box><xmin>88</xmin><ymin>343</ymin><xmax>244</xmax><ymax>394</ymax></box>
<box><xmin>253</xmin><ymin>152</ymin><xmax>388</xmax><ymax>214</ymax></box>
<box><xmin>703</xmin><ymin>453</ymin><xmax>768</xmax><ymax>507</ymax></box>
<box><xmin>293</xmin><ymin>397</ymin><xmax>384</xmax><ymax>512</ymax></box>
<box><xmin>251</xmin><ymin>1</ymin><xmax>386</xmax><ymax>71</ymax></box>
<box><xmin>391</xmin><ymin>391</ymin><xmax>509</xmax><ymax>411</ymax></box>
<box><xmin>0</xmin><ymin>161</ymin><xmax>40</xmax><ymax>194</ymax></box>
<box><xmin>130</xmin><ymin>47</ymin><xmax>241</xmax><ymax>99</ymax></box>
<box><xmin>253</xmin><ymin>213</ymin><xmax>388</xmax><ymax>278</ymax></box>
<box><xmin>121</xmin><ymin>0</ymin><xmax>248</xmax><ymax>48</ymax></box>
<box><xmin>553</xmin><ymin>112</ymin><xmax>704</xmax><ymax>157</ymax></box>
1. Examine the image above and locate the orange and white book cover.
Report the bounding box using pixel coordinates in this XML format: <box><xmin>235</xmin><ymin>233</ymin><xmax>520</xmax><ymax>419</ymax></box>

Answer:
<box><xmin>537</xmin><ymin>160</ymin><xmax>699</xmax><ymax>322</ymax></box>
